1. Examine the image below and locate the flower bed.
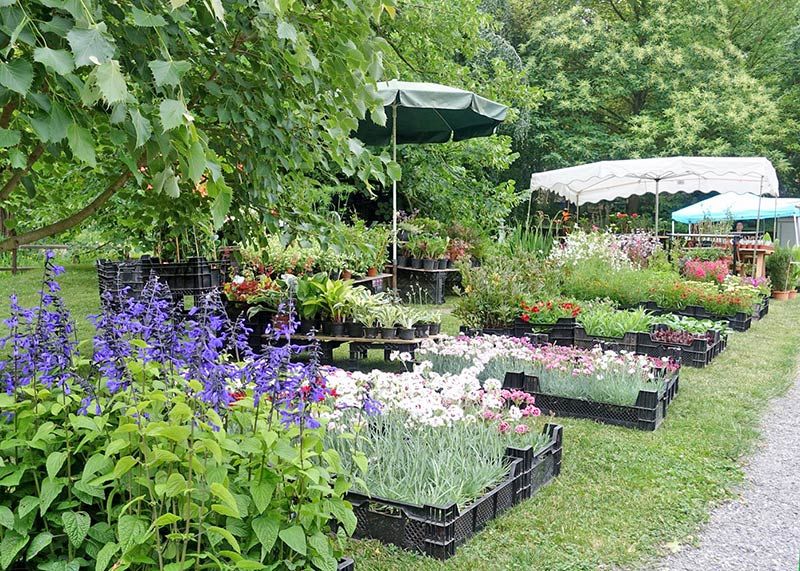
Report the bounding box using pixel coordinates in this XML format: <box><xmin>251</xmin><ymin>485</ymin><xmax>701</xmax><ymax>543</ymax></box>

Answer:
<box><xmin>635</xmin><ymin>327</ymin><xmax>716</xmax><ymax>368</ymax></box>
<box><xmin>504</xmin><ymin>370</ymin><xmax>679</xmax><ymax>431</ymax></box>
<box><xmin>346</xmin><ymin>424</ymin><xmax>562</xmax><ymax>559</ymax></box>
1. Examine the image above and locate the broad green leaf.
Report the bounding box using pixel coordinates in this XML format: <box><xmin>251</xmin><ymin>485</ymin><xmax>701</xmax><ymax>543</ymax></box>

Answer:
<box><xmin>117</xmin><ymin>515</ymin><xmax>147</xmax><ymax>553</ymax></box>
<box><xmin>46</xmin><ymin>451</ymin><xmax>67</xmax><ymax>479</ymax></box>
<box><xmin>94</xmin><ymin>542</ymin><xmax>118</xmax><ymax>571</ymax></box>
<box><xmin>148</xmin><ymin>60</ymin><xmax>191</xmax><ymax>87</ymax></box>
<box><xmin>159</xmin><ymin>473</ymin><xmax>186</xmax><ymax>498</ymax></box>
<box><xmin>26</xmin><ymin>531</ymin><xmax>52</xmax><ymax>561</ymax></box>
<box><xmin>104</xmin><ymin>439</ymin><xmax>129</xmax><ymax>456</ymax></box>
<box><xmin>329</xmin><ymin>500</ymin><xmax>357</xmax><ymax>536</ymax></box>
<box><xmin>96</xmin><ymin>60</ymin><xmax>127</xmax><ymax>104</ymax></box>
<box><xmin>0</xmin><ymin>531</ymin><xmax>28</xmax><ymax>570</ymax></box>
<box><xmin>208</xmin><ymin>525</ymin><xmax>240</xmax><ymax>553</ymax></box>
<box><xmin>129</xmin><ymin>108</ymin><xmax>152</xmax><ymax>148</ymax></box>
<box><xmin>33</xmin><ymin>47</ymin><xmax>74</xmax><ymax>75</ymax></box>
<box><xmin>0</xmin><ymin>128</ymin><xmax>20</xmax><ymax>148</ymax></box>
<box><xmin>251</xmin><ymin>481</ymin><xmax>275</xmax><ymax>514</ymax></box>
<box><xmin>39</xmin><ymin>478</ymin><xmax>63</xmax><ymax>516</ymax></box>
<box><xmin>81</xmin><ymin>453</ymin><xmax>110</xmax><ymax>482</ymax></box>
<box><xmin>153</xmin><ymin>513</ymin><xmax>181</xmax><ymax>527</ymax></box>
<box><xmin>277</xmin><ymin>20</ymin><xmax>297</xmax><ymax>42</ymax></box>
<box><xmin>9</xmin><ymin>149</ymin><xmax>25</xmax><ymax>169</ymax></box>
<box><xmin>61</xmin><ymin>511</ymin><xmax>90</xmax><ymax>548</ymax></box>
<box><xmin>66</xmin><ymin>123</ymin><xmax>96</xmax><ymax>167</ymax></box>
<box><xmin>209</xmin><ymin>0</ymin><xmax>225</xmax><ymax>21</ymax></box>
<box><xmin>210</xmin><ymin>181</ymin><xmax>232</xmax><ymax>229</ymax></box>
<box><xmin>147</xmin><ymin>423</ymin><xmax>191</xmax><ymax>443</ymax></box>
<box><xmin>159</xmin><ymin>99</ymin><xmax>188</xmax><ymax>131</ymax></box>
<box><xmin>0</xmin><ymin>505</ymin><xmax>14</xmax><ymax>529</ymax></box>
<box><xmin>252</xmin><ymin>516</ymin><xmax>279</xmax><ymax>551</ymax></box>
<box><xmin>386</xmin><ymin>162</ymin><xmax>402</xmax><ymax>181</ymax></box>
<box><xmin>113</xmin><ymin>455</ymin><xmax>138</xmax><ymax>478</ymax></box>
<box><xmin>131</xmin><ymin>6</ymin><xmax>166</xmax><ymax>26</ymax></box>
<box><xmin>187</xmin><ymin>140</ymin><xmax>205</xmax><ymax>184</ymax></box>
<box><xmin>48</xmin><ymin>102</ymin><xmax>70</xmax><ymax>142</ymax></box>
<box><xmin>0</xmin><ymin>59</ymin><xmax>33</xmax><ymax>95</ymax></box>
<box><xmin>67</xmin><ymin>24</ymin><xmax>115</xmax><ymax>67</ymax></box>
<box><xmin>278</xmin><ymin>525</ymin><xmax>306</xmax><ymax>556</ymax></box>
<box><xmin>18</xmin><ymin>496</ymin><xmax>39</xmax><ymax>519</ymax></box>
<box><xmin>210</xmin><ymin>483</ymin><xmax>240</xmax><ymax>518</ymax></box>
<box><xmin>170</xmin><ymin>0</ymin><xmax>189</xmax><ymax>8</ymax></box>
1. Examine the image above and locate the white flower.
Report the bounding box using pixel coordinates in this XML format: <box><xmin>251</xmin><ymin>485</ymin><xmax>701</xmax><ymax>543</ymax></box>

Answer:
<box><xmin>232</xmin><ymin>275</ymin><xmax>245</xmax><ymax>285</ymax></box>
<box><xmin>484</xmin><ymin>378</ymin><xmax>502</xmax><ymax>392</ymax></box>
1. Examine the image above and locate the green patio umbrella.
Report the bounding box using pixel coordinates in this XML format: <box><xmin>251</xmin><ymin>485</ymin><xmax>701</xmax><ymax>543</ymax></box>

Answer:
<box><xmin>354</xmin><ymin>80</ymin><xmax>508</xmax><ymax>289</ymax></box>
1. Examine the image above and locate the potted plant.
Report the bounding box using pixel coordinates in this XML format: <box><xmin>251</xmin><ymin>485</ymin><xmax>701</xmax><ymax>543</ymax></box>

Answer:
<box><xmin>446</xmin><ymin>238</ymin><xmax>471</xmax><ymax>268</ymax></box>
<box><xmin>396</xmin><ymin>308</ymin><xmax>419</xmax><ymax>340</ymax></box>
<box><xmin>406</xmin><ymin>237</ymin><xmax>427</xmax><ymax>269</ymax></box>
<box><xmin>375</xmin><ymin>304</ymin><xmax>399</xmax><ymax>339</ymax></box>
<box><xmin>311</xmin><ymin>277</ymin><xmax>353</xmax><ymax>335</ymax></box>
<box><xmin>427</xmin><ymin>236</ymin><xmax>450</xmax><ymax>269</ymax></box>
<box><xmin>294</xmin><ymin>273</ymin><xmax>327</xmax><ymax>334</ymax></box>
<box><xmin>343</xmin><ymin>287</ymin><xmax>373</xmax><ymax>337</ymax></box>
<box><xmin>766</xmin><ymin>247</ymin><xmax>792</xmax><ymax>300</ymax></box>
<box><xmin>365</xmin><ymin>225</ymin><xmax>391</xmax><ymax>276</ymax></box>
<box><xmin>414</xmin><ymin>311</ymin><xmax>430</xmax><ymax>338</ymax></box>
<box><xmin>426</xmin><ymin>311</ymin><xmax>442</xmax><ymax>335</ymax></box>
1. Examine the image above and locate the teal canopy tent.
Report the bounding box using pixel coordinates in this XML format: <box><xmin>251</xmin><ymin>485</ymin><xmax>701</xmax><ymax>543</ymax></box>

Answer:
<box><xmin>354</xmin><ymin>80</ymin><xmax>508</xmax><ymax>288</ymax></box>
<box><xmin>671</xmin><ymin>193</ymin><xmax>800</xmax><ymax>223</ymax></box>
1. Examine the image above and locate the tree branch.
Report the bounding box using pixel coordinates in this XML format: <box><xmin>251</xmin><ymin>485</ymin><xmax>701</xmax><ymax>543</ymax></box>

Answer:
<box><xmin>607</xmin><ymin>0</ymin><xmax>627</xmax><ymax>22</ymax></box>
<box><xmin>0</xmin><ymin>144</ymin><xmax>45</xmax><ymax>202</ymax></box>
<box><xmin>0</xmin><ymin>100</ymin><xmax>17</xmax><ymax>129</ymax></box>
<box><xmin>0</xmin><ymin>167</ymin><xmax>133</xmax><ymax>252</ymax></box>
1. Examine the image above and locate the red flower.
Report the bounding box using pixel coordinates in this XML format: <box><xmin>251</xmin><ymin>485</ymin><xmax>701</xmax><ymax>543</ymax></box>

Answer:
<box><xmin>520</xmin><ymin>313</ymin><xmax>530</xmax><ymax>323</ymax></box>
<box><xmin>229</xmin><ymin>390</ymin><xmax>247</xmax><ymax>402</ymax></box>
<box><xmin>532</xmin><ymin>306</ymin><xmax>540</xmax><ymax>313</ymax></box>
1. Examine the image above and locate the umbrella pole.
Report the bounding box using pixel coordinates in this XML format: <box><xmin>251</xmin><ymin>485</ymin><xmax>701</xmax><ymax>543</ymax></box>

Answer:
<box><xmin>392</xmin><ymin>103</ymin><xmax>398</xmax><ymax>293</ymax></box>
<box><xmin>773</xmin><ymin>196</ymin><xmax>778</xmax><ymax>237</ymax></box>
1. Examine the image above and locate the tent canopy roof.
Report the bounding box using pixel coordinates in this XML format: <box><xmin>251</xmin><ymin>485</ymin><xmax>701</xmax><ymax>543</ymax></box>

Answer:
<box><xmin>354</xmin><ymin>80</ymin><xmax>508</xmax><ymax>146</ymax></box>
<box><xmin>671</xmin><ymin>193</ymin><xmax>800</xmax><ymax>224</ymax></box>
<box><xmin>529</xmin><ymin>156</ymin><xmax>780</xmax><ymax>204</ymax></box>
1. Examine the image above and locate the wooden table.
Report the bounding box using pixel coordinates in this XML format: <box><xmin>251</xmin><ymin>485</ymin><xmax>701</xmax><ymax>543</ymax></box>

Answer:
<box><xmin>286</xmin><ymin>334</ymin><xmax>446</xmax><ymax>364</ymax></box>
<box><xmin>738</xmin><ymin>245</ymin><xmax>773</xmax><ymax>279</ymax></box>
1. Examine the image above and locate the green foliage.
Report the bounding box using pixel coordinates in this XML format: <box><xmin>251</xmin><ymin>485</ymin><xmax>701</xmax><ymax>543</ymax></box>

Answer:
<box><xmin>577</xmin><ymin>302</ymin><xmax>654</xmax><ymax>337</ymax></box>
<box><xmin>766</xmin><ymin>246</ymin><xmax>792</xmax><ymax>291</ymax></box>
<box><xmin>0</xmin><ymin>0</ymin><xmax>398</xmax><ymax>249</ymax></box>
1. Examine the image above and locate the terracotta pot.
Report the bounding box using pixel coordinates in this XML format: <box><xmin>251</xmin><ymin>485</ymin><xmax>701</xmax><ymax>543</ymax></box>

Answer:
<box><xmin>772</xmin><ymin>290</ymin><xmax>791</xmax><ymax>301</ymax></box>
<box><xmin>789</xmin><ymin>290</ymin><xmax>798</xmax><ymax>300</ymax></box>
<box><xmin>340</xmin><ymin>269</ymin><xmax>352</xmax><ymax>280</ymax></box>
<box><xmin>367</xmin><ymin>267</ymin><xmax>378</xmax><ymax>277</ymax></box>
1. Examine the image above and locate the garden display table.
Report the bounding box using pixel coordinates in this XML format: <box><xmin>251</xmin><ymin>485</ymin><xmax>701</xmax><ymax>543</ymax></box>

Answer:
<box><xmin>351</xmin><ymin>272</ymin><xmax>392</xmax><ymax>293</ymax></box>
<box><xmin>395</xmin><ymin>265</ymin><xmax>461</xmax><ymax>304</ymax></box>
<box><xmin>287</xmin><ymin>334</ymin><xmax>447</xmax><ymax>364</ymax></box>
<box><xmin>737</xmin><ymin>244</ymin><xmax>773</xmax><ymax>279</ymax></box>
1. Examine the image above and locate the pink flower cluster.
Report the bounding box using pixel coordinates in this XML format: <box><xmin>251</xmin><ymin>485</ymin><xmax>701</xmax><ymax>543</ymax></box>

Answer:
<box><xmin>683</xmin><ymin>258</ymin><xmax>730</xmax><ymax>284</ymax></box>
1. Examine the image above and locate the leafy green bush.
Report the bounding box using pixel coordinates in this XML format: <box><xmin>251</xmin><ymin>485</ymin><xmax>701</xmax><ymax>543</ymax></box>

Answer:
<box><xmin>577</xmin><ymin>301</ymin><xmax>654</xmax><ymax>337</ymax></box>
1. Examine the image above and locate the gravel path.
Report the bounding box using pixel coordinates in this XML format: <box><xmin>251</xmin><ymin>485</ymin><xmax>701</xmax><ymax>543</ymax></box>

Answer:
<box><xmin>657</xmin><ymin>376</ymin><xmax>800</xmax><ymax>571</ymax></box>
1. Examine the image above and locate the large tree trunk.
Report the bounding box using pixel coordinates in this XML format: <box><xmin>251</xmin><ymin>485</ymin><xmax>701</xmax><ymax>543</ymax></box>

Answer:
<box><xmin>0</xmin><ymin>168</ymin><xmax>132</xmax><ymax>252</ymax></box>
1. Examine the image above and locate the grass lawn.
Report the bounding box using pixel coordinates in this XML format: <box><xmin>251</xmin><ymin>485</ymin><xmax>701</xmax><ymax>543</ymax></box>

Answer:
<box><xmin>1</xmin><ymin>265</ymin><xmax>798</xmax><ymax>570</ymax></box>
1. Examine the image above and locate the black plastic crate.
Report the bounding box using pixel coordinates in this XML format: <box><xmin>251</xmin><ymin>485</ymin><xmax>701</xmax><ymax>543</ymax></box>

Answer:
<box><xmin>573</xmin><ymin>326</ymin><xmax>638</xmax><ymax>353</ymax></box>
<box><xmin>514</xmin><ymin>317</ymin><xmax>575</xmax><ymax>346</ymax></box>
<box><xmin>337</xmin><ymin>558</ymin><xmax>354</xmax><ymax>571</ymax></box>
<box><xmin>635</xmin><ymin>328</ymin><xmax>715</xmax><ymax>368</ymax></box>
<box><xmin>503</xmin><ymin>371</ymin><xmax>679</xmax><ymax>431</ymax></box>
<box><xmin>348</xmin><ymin>424</ymin><xmax>562</xmax><ymax>559</ymax></box>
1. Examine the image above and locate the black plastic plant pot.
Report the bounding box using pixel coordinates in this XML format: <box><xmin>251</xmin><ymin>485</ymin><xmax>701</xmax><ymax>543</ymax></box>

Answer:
<box><xmin>415</xmin><ymin>323</ymin><xmax>430</xmax><ymax>338</ymax></box>
<box><xmin>411</xmin><ymin>258</ymin><xmax>423</xmax><ymax>269</ymax></box>
<box><xmin>330</xmin><ymin>322</ymin><xmax>346</xmax><ymax>337</ymax></box>
<box><xmin>481</xmin><ymin>327</ymin><xmax>514</xmax><ymax>337</ymax></box>
<box><xmin>428</xmin><ymin>323</ymin><xmax>441</xmax><ymax>335</ymax></box>
<box><xmin>574</xmin><ymin>326</ymin><xmax>637</xmax><ymax>353</ymax></box>
<box><xmin>446</xmin><ymin>259</ymin><xmax>454</xmax><ymax>269</ymax></box>
<box><xmin>363</xmin><ymin>326</ymin><xmax>379</xmax><ymax>339</ymax></box>
<box><xmin>503</xmin><ymin>371</ymin><xmax>679</xmax><ymax>431</ymax></box>
<box><xmin>398</xmin><ymin>327</ymin><xmax>416</xmax><ymax>340</ymax></box>
<box><xmin>396</xmin><ymin>255</ymin><xmax>408</xmax><ymax>267</ymax></box>
<box><xmin>381</xmin><ymin>327</ymin><xmax>398</xmax><ymax>339</ymax></box>
<box><xmin>422</xmin><ymin>259</ymin><xmax>437</xmax><ymax>270</ymax></box>
<box><xmin>437</xmin><ymin>258</ymin><xmax>448</xmax><ymax>269</ymax></box>
<box><xmin>347</xmin><ymin>322</ymin><xmax>365</xmax><ymax>338</ymax></box>
<box><xmin>348</xmin><ymin>424</ymin><xmax>562</xmax><ymax>560</ymax></box>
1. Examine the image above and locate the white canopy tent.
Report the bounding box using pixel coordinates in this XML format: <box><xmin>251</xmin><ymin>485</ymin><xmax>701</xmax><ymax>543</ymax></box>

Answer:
<box><xmin>529</xmin><ymin>156</ymin><xmax>780</xmax><ymax>231</ymax></box>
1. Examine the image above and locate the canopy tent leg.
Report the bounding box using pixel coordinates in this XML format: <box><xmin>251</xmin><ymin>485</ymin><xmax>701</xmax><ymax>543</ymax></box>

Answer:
<box><xmin>795</xmin><ymin>215</ymin><xmax>799</xmax><ymax>247</ymax></box>
<box><xmin>391</xmin><ymin>103</ymin><xmax>398</xmax><ymax>293</ymax></box>
<box><xmin>773</xmin><ymin>196</ymin><xmax>778</xmax><ymax>237</ymax></box>
<box><xmin>575</xmin><ymin>197</ymin><xmax>580</xmax><ymax>222</ymax></box>
<box><xmin>753</xmin><ymin>177</ymin><xmax>763</xmax><ymax>278</ymax></box>
<box><xmin>654</xmin><ymin>179</ymin><xmax>660</xmax><ymax>236</ymax></box>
